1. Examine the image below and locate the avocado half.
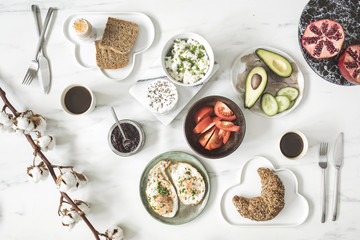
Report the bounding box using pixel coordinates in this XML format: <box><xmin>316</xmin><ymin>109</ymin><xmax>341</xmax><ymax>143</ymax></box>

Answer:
<box><xmin>255</xmin><ymin>48</ymin><xmax>293</xmax><ymax>78</ymax></box>
<box><xmin>244</xmin><ymin>66</ymin><xmax>267</xmax><ymax>108</ymax></box>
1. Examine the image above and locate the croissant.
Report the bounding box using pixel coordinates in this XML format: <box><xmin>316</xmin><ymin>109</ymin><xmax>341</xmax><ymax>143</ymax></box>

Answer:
<box><xmin>232</xmin><ymin>168</ymin><xmax>285</xmax><ymax>221</ymax></box>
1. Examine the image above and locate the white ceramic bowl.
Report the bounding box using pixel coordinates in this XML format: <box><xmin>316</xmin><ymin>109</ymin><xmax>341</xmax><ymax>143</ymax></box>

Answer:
<box><xmin>161</xmin><ymin>33</ymin><xmax>214</xmax><ymax>87</ymax></box>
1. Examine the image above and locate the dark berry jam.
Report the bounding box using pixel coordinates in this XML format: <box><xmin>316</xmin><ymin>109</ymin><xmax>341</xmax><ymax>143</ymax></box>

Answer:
<box><xmin>111</xmin><ymin>123</ymin><xmax>140</xmax><ymax>153</ymax></box>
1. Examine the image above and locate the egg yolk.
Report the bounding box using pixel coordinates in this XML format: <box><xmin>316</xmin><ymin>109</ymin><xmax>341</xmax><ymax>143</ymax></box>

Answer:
<box><xmin>154</xmin><ymin>194</ymin><xmax>173</xmax><ymax>214</ymax></box>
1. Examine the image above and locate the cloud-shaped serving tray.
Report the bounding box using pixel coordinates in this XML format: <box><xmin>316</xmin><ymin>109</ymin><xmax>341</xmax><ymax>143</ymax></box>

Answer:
<box><xmin>63</xmin><ymin>12</ymin><xmax>155</xmax><ymax>80</ymax></box>
<box><xmin>221</xmin><ymin>156</ymin><xmax>309</xmax><ymax>226</ymax></box>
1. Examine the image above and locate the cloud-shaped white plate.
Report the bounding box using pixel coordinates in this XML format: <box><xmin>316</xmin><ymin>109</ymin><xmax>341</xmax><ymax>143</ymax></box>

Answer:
<box><xmin>220</xmin><ymin>156</ymin><xmax>309</xmax><ymax>226</ymax></box>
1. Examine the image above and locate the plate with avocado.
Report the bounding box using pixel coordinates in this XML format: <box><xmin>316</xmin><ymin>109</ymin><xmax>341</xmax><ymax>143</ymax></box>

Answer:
<box><xmin>231</xmin><ymin>46</ymin><xmax>304</xmax><ymax>118</ymax></box>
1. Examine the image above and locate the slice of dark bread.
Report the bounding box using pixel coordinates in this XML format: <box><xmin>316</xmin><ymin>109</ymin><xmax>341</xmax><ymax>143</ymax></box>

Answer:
<box><xmin>99</xmin><ymin>17</ymin><xmax>138</xmax><ymax>54</ymax></box>
<box><xmin>95</xmin><ymin>40</ymin><xmax>129</xmax><ymax>69</ymax></box>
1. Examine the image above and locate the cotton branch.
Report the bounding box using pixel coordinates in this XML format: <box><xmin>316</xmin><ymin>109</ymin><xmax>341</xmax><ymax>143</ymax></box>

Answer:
<box><xmin>0</xmin><ymin>87</ymin><xmax>106</xmax><ymax>240</ymax></box>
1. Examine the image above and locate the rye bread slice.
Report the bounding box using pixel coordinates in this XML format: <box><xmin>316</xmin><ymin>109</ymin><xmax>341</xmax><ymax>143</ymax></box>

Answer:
<box><xmin>99</xmin><ymin>17</ymin><xmax>138</xmax><ymax>54</ymax></box>
<box><xmin>95</xmin><ymin>40</ymin><xmax>129</xmax><ymax>69</ymax></box>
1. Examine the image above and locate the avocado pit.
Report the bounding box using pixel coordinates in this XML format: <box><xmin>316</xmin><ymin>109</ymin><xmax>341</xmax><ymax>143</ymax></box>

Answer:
<box><xmin>251</xmin><ymin>74</ymin><xmax>262</xmax><ymax>90</ymax></box>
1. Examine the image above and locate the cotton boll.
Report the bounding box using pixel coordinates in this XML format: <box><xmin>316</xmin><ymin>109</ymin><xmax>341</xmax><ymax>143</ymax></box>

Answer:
<box><xmin>47</xmin><ymin>136</ymin><xmax>55</xmax><ymax>150</ymax></box>
<box><xmin>0</xmin><ymin>111</ymin><xmax>13</xmax><ymax>127</ymax></box>
<box><xmin>106</xmin><ymin>225</ymin><xmax>124</xmax><ymax>240</ymax></box>
<box><xmin>67</xmin><ymin>210</ymin><xmax>81</xmax><ymax>223</ymax></box>
<box><xmin>56</xmin><ymin>172</ymin><xmax>77</xmax><ymax>193</ymax></box>
<box><xmin>38</xmin><ymin>135</ymin><xmax>55</xmax><ymax>151</ymax></box>
<box><xmin>61</xmin><ymin>214</ymin><xmax>76</xmax><ymax>228</ymax></box>
<box><xmin>27</xmin><ymin>166</ymin><xmax>43</xmax><ymax>183</ymax></box>
<box><xmin>38</xmin><ymin>135</ymin><xmax>51</xmax><ymax>149</ymax></box>
<box><xmin>16</xmin><ymin>116</ymin><xmax>35</xmax><ymax>133</ymax></box>
<box><xmin>74</xmin><ymin>172</ymin><xmax>87</xmax><ymax>189</ymax></box>
<box><xmin>27</xmin><ymin>163</ymin><xmax>49</xmax><ymax>182</ymax></box>
<box><xmin>76</xmin><ymin>177</ymin><xmax>87</xmax><ymax>189</ymax></box>
<box><xmin>39</xmin><ymin>166</ymin><xmax>49</xmax><ymax>180</ymax></box>
<box><xmin>31</xmin><ymin>114</ymin><xmax>47</xmax><ymax>133</ymax></box>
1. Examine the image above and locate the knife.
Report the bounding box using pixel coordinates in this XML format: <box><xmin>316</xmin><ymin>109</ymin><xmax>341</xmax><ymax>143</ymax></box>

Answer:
<box><xmin>331</xmin><ymin>132</ymin><xmax>344</xmax><ymax>221</ymax></box>
<box><xmin>32</xmin><ymin>5</ymin><xmax>52</xmax><ymax>94</ymax></box>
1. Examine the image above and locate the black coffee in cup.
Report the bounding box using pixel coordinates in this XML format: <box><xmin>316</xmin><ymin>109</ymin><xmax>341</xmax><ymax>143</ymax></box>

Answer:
<box><xmin>280</xmin><ymin>132</ymin><xmax>305</xmax><ymax>159</ymax></box>
<box><xmin>64</xmin><ymin>86</ymin><xmax>92</xmax><ymax>114</ymax></box>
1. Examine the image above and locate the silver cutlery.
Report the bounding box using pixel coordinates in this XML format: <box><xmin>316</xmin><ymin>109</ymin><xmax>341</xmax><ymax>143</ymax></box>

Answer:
<box><xmin>22</xmin><ymin>7</ymin><xmax>54</xmax><ymax>85</ymax></box>
<box><xmin>31</xmin><ymin>5</ymin><xmax>51</xmax><ymax>94</ymax></box>
<box><xmin>110</xmin><ymin>107</ymin><xmax>131</xmax><ymax>148</ymax></box>
<box><xmin>332</xmin><ymin>132</ymin><xmax>344</xmax><ymax>221</ymax></box>
<box><xmin>319</xmin><ymin>142</ymin><xmax>328</xmax><ymax>223</ymax></box>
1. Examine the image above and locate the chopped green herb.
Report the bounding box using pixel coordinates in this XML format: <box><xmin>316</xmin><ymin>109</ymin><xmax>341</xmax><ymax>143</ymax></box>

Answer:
<box><xmin>191</xmin><ymin>189</ymin><xmax>197</xmax><ymax>196</ymax></box>
<box><xmin>198</xmin><ymin>51</ymin><xmax>205</xmax><ymax>58</ymax></box>
<box><xmin>190</xmin><ymin>46</ymin><xmax>197</xmax><ymax>54</ymax></box>
<box><xmin>185</xmin><ymin>171</ymin><xmax>191</xmax><ymax>175</ymax></box>
<box><xmin>157</xmin><ymin>182</ymin><xmax>170</xmax><ymax>196</ymax></box>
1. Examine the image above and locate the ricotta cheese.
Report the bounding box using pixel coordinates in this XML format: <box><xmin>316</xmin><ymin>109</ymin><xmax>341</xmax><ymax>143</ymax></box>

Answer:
<box><xmin>165</xmin><ymin>38</ymin><xmax>210</xmax><ymax>84</ymax></box>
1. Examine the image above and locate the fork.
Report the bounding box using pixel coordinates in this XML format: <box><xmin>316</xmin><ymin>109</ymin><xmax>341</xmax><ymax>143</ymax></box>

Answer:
<box><xmin>319</xmin><ymin>142</ymin><xmax>328</xmax><ymax>223</ymax></box>
<box><xmin>22</xmin><ymin>7</ymin><xmax>54</xmax><ymax>85</ymax></box>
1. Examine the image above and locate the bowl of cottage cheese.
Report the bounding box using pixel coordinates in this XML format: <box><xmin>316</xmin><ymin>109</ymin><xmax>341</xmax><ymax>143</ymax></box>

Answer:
<box><xmin>161</xmin><ymin>33</ymin><xmax>214</xmax><ymax>86</ymax></box>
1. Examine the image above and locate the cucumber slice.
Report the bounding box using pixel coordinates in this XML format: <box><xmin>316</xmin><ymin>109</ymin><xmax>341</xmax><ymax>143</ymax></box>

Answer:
<box><xmin>261</xmin><ymin>93</ymin><xmax>278</xmax><ymax>116</ymax></box>
<box><xmin>287</xmin><ymin>100</ymin><xmax>295</xmax><ymax>110</ymax></box>
<box><xmin>277</xmin><ymin>87</ymin><xmax>299</xmax><ymax>101</ymax></box>
<box><xmin>275</xmin><ymin>95</ymin><xmax>291</xmax><ymax>113</ymax></box>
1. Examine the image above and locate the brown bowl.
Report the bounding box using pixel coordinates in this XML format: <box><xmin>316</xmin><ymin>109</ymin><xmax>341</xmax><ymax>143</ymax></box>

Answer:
<box><xmin>184</xmin><ymin>96</ymin><xmax>246</xmax><ymax>159</ymax></box>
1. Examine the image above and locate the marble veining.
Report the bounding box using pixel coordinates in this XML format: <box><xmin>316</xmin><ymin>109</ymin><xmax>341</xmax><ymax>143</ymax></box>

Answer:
<box><xmin>1</xmin><ymin>0</ymin><xmax>360</xmax><ymax>240</ymax></box>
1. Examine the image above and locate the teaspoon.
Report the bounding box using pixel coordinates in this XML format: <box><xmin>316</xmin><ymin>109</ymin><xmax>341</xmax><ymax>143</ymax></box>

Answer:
<box><xmin>110</xmin><ymin>107</ymin><xmax>131</xmax><ymax>148</ymax></box>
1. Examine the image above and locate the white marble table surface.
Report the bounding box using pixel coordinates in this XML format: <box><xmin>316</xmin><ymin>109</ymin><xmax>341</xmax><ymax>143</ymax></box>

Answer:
<box><xmin>1</xmin><ymin>0</ymin><xmax>360</xmax><ymax>239</ymax></box>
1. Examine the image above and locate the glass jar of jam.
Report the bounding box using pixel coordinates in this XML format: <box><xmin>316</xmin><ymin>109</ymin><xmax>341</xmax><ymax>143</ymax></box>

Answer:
<box><xmin>108</xmin><ymin>119</ymin><xmax>145</xmax><ymax>157</ymax></box>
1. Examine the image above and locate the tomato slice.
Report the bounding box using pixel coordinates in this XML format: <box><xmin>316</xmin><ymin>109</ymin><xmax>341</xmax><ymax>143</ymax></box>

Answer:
<box><xmin>215</xmin><ymin>120</ymin><xmax>241</xmax><ymax>132</ymax></box>
<box><xmin>194</xmin><ymin>106</ymin><xmax>214</xmax><ymax>124</ymax></box>
<box><xmin>218</xmin><ymin>129</ymin><xmax>231</xmax><ymax>144</ymax></box>
<box><xmin>197</xmin><ymin>116</ymin><xmax>221</xmax><ymax>134</ymax></box>
<box><xmin>193</xmin><ymin>116</ymin><xmax>213</xmax><ymax>134</ymax></box>
<box><xmin>205</xmin><ymin>128</ymin><xmax>223</xmax><ymax>150</ymax></box>
<box><xmin>199</xmin><ymin>126</ymin><xmax>216</xmax><ymax>147</ymax></box>
<box><xmin>214</xmin><ymin>101</ymin><xmax>236</xmax><ymax>121</ymax></box>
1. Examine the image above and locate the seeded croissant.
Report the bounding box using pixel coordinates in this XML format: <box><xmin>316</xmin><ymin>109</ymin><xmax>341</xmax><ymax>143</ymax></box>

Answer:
<box><xmin>232</xmin><ymin>168</ymin><xmax>285</xmax><ymax>221</ymax></box>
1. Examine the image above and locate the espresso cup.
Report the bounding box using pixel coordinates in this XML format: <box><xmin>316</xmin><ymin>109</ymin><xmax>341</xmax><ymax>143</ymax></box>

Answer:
<box><xmin>279</xmin><ymin>130</ymin><xmax>308</xmax><ymax>160</ymax></box>
<box><xmin>61</xmin><ymin>84</ymin><xmax>96</xmax><ymax>115</ymax></box>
